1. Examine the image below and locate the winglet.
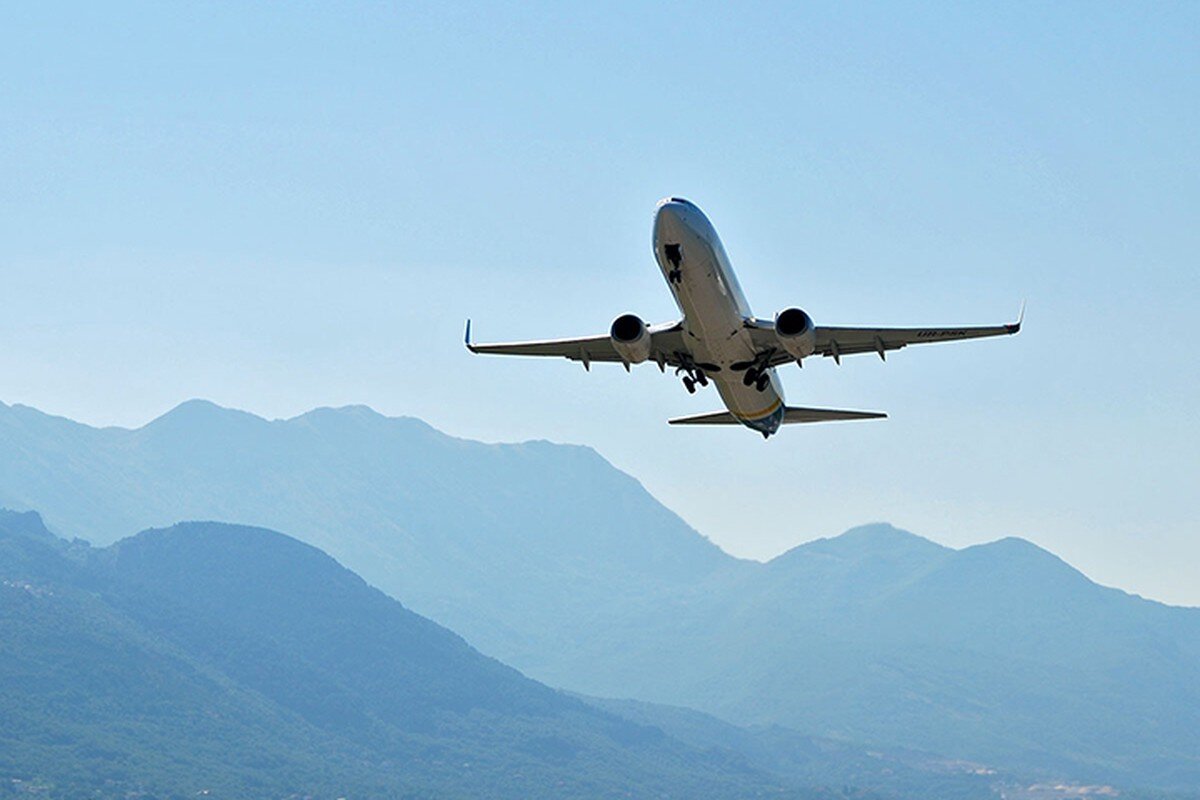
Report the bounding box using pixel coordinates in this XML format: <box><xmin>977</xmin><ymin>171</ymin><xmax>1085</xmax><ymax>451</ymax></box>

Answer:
<box><xmin>1006</xmin><ymin>300</ymin><xmax>1025</xmax><ymax>335</ymax></box>
<box><xmin>464</xmin><ymin>319</ymin><xmax>478</xmax><ymax>353</ymax></box>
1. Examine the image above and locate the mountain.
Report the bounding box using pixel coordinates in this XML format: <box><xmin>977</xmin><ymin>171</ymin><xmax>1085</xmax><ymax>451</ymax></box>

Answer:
<box><xmin>0</xmin><ymin>399</ymin><xmax>734</xmax><ymax>671</ymax></box>
<box><xmin>572</xmin><ymin>526</ymin><xmax>1200</xmax><ymax>788</ymax></box>
<box><xmin>2</xmin><ymin>401</ymin><xmax>1198</xmax><ymax>790</ymax></box>
<box><xmin>0</xmin><ymin>510</ymin><xmax>810</xmax><ymax>799</ymax></box>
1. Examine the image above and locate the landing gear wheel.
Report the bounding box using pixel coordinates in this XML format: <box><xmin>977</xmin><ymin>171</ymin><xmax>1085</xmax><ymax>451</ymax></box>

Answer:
<box><xmin>755</xmin><ymin>374</ymin><xmax>770</xmax><ymax>392</ymax></box>
<box><xmin>683</xmin><ymin>377</ymin><xmax>696</xmax><ymax>394</ymax></box>
<box><xmin>696</xmin><ymin>372</ymin><xmax>709</xmax><ymax>387</ymax></box>
<box><xmin>742</xmin><ymin>368</ymin><xmax>758</xmax><ymax>386</ymax></box>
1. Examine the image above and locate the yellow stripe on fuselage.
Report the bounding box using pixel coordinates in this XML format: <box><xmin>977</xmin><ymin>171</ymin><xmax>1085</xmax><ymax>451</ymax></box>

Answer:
<box><xmin>736</xmin><ymin>398</ymin><xmax>782</xmax><ymax>422</ymax></box>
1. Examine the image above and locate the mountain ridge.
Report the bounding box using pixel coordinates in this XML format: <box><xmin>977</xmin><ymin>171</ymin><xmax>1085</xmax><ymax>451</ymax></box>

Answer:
<box><xmin>0</xmin><ymin>512</ymin><xmax>812</xmax><ymax>799</ymax></box>
<box><xmin>2</xmin><ymin>399</ymin><xmax>1197</xmax><ymax>790</ymax></box>
<box><xmin>0</xmin><ymin>399</ymin><xmax>1172</xmax><ymax>601</ymax></box>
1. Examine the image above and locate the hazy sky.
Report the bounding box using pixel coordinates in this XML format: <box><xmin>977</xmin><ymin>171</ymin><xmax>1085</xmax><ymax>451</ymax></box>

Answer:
<box><xmin>2</xmin><ymin>3</ymin><xmax>1197</xmax><ymax>604</ymax></box>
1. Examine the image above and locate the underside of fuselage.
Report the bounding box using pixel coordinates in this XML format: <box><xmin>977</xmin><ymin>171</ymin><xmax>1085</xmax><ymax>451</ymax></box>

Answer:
<box><xmin>652</xmin><ymin>198</ymin><xmax>786</xmax><ymax>437</ymax></box>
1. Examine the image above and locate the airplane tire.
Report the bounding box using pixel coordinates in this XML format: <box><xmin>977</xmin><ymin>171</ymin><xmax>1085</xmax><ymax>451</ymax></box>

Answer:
<box><xmin>684</xmin><ymin>377</ymin><xmax>696</xmax><ymax>394</ymax></box>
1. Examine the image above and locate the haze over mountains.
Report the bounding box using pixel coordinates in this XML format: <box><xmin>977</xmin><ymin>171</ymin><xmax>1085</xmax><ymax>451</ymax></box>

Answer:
<box><xmin>1</xmin><ymin>399</ymin><xmax>1198</xmax><ymax>792</ymax></box>
<box><xmin>0</xmin><ymin>511</ymin><xmax>808</xmax><ymax>798</ymax></box>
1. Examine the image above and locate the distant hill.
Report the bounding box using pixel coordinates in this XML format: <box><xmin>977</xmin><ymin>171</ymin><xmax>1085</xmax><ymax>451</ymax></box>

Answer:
<box><xmin>2</xmin><ymin>400</ymin><xmax>1198</xmax><ymax>790</ymax></box>
<box><xmin>581</xmin><ymin>524</ymin><xmax>1200</xmax><ymax>788</ymax></box>
<box><xmin>0</xmin><ymin>399</ymin><xmax>734</xmax><ymax>671</ymax></box>
<box><xmin>0</xmin><ymin>510</ymin><xmax>808</xmax><ymax>799</ymax></box>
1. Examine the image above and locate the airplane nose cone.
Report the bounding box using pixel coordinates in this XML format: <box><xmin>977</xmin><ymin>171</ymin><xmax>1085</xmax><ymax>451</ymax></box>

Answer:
<box><xmin>654</xmin><ymin>198</ymin><xmax>687</xmax><ymax>239</ymax></box>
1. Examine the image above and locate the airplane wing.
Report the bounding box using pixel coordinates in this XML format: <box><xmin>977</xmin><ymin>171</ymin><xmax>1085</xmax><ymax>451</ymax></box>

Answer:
<box><xmin>465</xmin><ymin>320</ymin><xmax>690</xmax><ymax>369</ymax></box>
<box><xmin>749</xmin><ymin>312</ymin><xmax>1022</xmax><ymax>366</ymax></box>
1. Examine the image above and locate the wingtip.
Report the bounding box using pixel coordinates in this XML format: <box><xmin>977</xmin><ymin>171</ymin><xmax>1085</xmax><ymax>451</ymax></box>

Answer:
<box><xmin>1006</xmin><ymin>300</ymin><xmax>1026</xmax><ymax>335</ymax></box>
<box><xmin>464</xmin><ymin>319</ymin><xmax>477</xmax><ymax>353</ymax></box>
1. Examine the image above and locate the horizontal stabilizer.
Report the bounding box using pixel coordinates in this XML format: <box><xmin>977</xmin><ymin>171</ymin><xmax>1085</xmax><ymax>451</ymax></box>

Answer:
<box><xmin>669</xmin><ymin>406</ymin><xmax>887</xmax><ymax>426</ymax></box>
<box><xmin>667</xmin><ymin>410</ymin><xmax>741</xmax><ymax>425</ymax></box>
<box><xmin>782</xmin><ymin>406</ymin><xmax>886</xmax><ymax>423</ymax></box>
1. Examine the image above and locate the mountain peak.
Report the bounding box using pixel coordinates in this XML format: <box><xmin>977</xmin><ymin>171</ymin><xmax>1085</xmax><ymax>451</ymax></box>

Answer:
<box><xmin>161</xmin><ymin>398</ymin><xmax>230</xmax><ymax>418</ymax></box>
<box><xmin>832</xmin><ymin>522</ymin><xmax>945</xmax><ymax>550</ymax></box>
<box><xmin>142</xmin><ymin>399</ymin><xmax>267</xmax><ymax>432</ymax></box>
<box><xmin>776</xmin><ymin>522</ymin><xmax>950</xmax><ymax>564</ymax></box>
<box><xmin>293</xmin><ymin>403</ymin><xmax>383</xmax><ymax>420</ymax></box>
<box><xmin>952</xmin><ymin>535</ymin><xmax>1088</xmax><ymax>583</ymax></box>
<box><xmin>290</xmin><ymin>404</ymin><xmax>436</xmax><ymax>431</ymax></box>
<box><xmin>0</xmin><ymin>508</ymin><xmax>55</xmax><ymax>542</ymax></box>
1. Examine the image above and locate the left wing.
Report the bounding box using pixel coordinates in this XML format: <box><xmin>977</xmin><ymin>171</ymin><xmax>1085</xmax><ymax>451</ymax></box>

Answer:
<box><xmin>749</xmin><ymin>313</ymin><xmax>1021</xmax><ymax>366</ymax></box>
<box><xmin>465</xmin><ymin>320</ymin><xmax>689</xmax><ymax>369</ymax></box>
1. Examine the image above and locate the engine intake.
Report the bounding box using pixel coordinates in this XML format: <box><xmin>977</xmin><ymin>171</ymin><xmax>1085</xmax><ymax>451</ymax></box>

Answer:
<box><xmin>775</xmin><ymin>307</ymin><xmax>816</xmax><ymax>360</ymax></box>
<box><xmin>610</xmin><ymin>314</ymin><xmax>652</xmax><ymax>364</ymax></box>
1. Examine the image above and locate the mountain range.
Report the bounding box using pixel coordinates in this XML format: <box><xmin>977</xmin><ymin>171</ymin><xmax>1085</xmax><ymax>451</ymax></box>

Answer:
<box><xmin>1</xmin><ymin>510</ymin><xmax>814</xmax><ymax>798</ymax></box>
<box><xmin>1</xmin><ymin>399</ymin><xmax>1197</xmax><ymax>791</ymax></box>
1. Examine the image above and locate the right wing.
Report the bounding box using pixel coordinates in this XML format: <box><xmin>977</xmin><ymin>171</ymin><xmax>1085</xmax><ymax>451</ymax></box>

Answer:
<box><xmin>812</xmin><ymin>321</ymin><xmax>1021</xmax><ymax>363</ymax></box>
<box><xmin>747</xmin><ymin>312</ymin><xmax>1022</xmax><ymax>366</ymax></box>
<box><xmin>465</xmin><ymin>320</ymin><xmax>689</xmax><ymax>369</ymax></box>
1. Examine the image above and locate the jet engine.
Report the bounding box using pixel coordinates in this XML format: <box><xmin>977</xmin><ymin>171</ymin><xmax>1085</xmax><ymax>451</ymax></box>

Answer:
<box><xmin>610</xmin><ymin>313</ymin><xmax>652</xmax><ymax>365</ymax></box>
<box><xmin>774</xmin><ymin>307</ymin><xmax>816</xmax><ymax>360</ymax></box>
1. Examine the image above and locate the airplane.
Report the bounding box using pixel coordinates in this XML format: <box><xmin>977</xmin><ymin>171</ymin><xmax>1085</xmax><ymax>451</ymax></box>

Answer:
<box><xmin>466</xmin><ymin>197</ymin><xmax>1021</xmax><ymax>439</ymax></box>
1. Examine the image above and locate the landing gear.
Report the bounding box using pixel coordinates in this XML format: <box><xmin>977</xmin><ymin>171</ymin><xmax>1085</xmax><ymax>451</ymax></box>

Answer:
<box><xmin>674</xmin><ymin>353</ymin><xmax>711</xmax><ymax>394</ymax></box>
<box><xmin>740</xmin><ymin>368</ymin><xmax>769</xmax><ymax>391</ymax></box>
<box><xmin>680</xmin><ymin>368</ymin><xmax>708</xmax><ymax>393</ymax></box>
<box><xmin>733</xmin><ymin>348</ymin><xmax>777</xmax><ymax>393</ymax></box>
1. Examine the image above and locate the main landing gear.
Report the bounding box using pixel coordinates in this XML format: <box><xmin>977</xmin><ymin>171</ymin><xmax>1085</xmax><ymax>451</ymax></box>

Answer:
<box><xmin>679</xmin><ymin>367</ymin><xmax>708</xmax><ymax>394</ymax></box>
<box><xmin>742</xmin><ymin>370</ymin><xmax>770</xmax><ymax>392</ymax></box>
<box><xmin>732</xmin><ymin>349</ymin><xmax>776</xmax><ymax>393</ymax></box>
<box><xmin>673</xmin><ymin>352</ymin><xmax>719</xmax><ymax>394</ymax></box>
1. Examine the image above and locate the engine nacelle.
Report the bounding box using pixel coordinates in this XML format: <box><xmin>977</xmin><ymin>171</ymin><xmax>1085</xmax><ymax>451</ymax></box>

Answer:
<box><xmin>774</xmin><ymin>307</ymin><xmax>816</xmax><ymax>360</ymax></box>
<box><xmin>610</xmin><ymin>313</ymin><xmax>652</xmax><ymax>365</ymax></box>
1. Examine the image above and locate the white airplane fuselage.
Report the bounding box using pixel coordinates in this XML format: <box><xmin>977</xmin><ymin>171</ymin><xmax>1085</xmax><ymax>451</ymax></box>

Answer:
<box><xmin>652</xmin><ymin>198</ymin><xmax>786</xmax><ymax>436</ymax></box>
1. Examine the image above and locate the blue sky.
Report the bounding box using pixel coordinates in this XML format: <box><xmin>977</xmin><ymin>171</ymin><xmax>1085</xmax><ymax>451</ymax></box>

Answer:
<box><xmin>2</xmin><ymin>2</ymin><xmax>1197</xmax><ymax>604</ymax></box>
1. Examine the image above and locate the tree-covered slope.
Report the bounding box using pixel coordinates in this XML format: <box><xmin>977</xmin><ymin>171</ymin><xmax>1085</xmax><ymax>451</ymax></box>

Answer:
<box><xmin>0</xmin><ymin>510</ymin><xmax>805</xmax><ymax>800</ymax></box>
